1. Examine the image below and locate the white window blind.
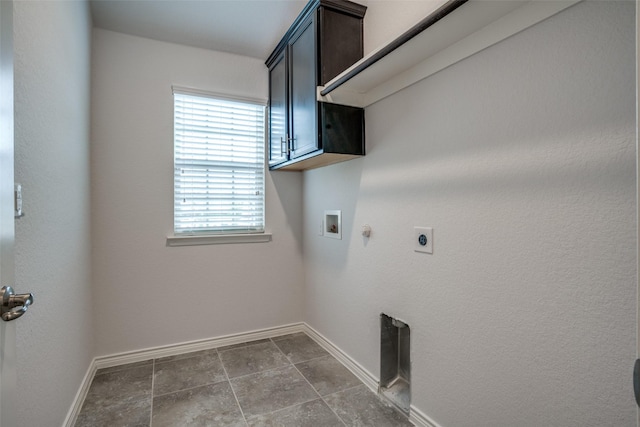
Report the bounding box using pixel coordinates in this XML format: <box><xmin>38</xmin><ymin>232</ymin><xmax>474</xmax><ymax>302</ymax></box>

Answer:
<box><xmin>174</xmin><ymin>91</ymin><xmax>266</xmax><ymax>235</ymax></box>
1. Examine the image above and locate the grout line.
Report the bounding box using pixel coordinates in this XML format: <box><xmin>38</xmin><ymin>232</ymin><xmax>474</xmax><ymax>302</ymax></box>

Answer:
<box><xmin>225</xmin><ymin>363</ymin><xmax>292</xmax><ymax>382</ymax></box>
<box><xmin>83</xmin><ymin>329</ymin><xmax>379</xmax><ymax>427</ymax></box>
<box><xmin>219</xmin><ymin>351</ymin><xmax>250</xmax><ymax>426</ymax></box>
<box><xmin>154</xmin><ymin>348</ymin><xmax>217</xmax><ymax>365</ymax></box>
<box><xmin>289</xmin><ymin>360</ymin><xmax>348</xmax><ymax>427</ymax></box>
<box><xmin>243</xmin><ymin>396</ymin><xmax>321</xmax><ymax>422</ymax></box>
<box><xmin>322</xmin><ymin>383</ymin><xmax>366</xmax><ymax>398</ymax></box>
<box><xmin>93</xmin><ymin>323</ymin><xmax>305</xmax><ymax>369</ymax></box>
<box><xmin>271</xmin><ymin>332</ymin><xmax>332</xmax><ymax>366</ymax></box>
<box><xmin>320</xmin><ymin>384</ymin><xmax>362</xmax><ymax>427</ymax></box>
<box><xmin>270</xmin><ymin>331</ymin><xmax>348</xmax><ymax>425</ymax></box>
<box><xmin>324</xmin><ymin>383</ymin><xmax>415</xmax><ymax>426</ymax></box>
<box><xmin>232</xmin><ymin>336</ymin><xmax>342</xmax><ymax>424</ymax></box>
<box><xmin>150</xmin><ymin>348</ymin><xmax>232</xmax><ymax>399</ymax></box>
<box><xmin>290</xmin><ymin>362</ymin><xmax>322</xmax><ymax>399</ymax></box>
<box><xmin>290</xmin><ymin>352</ymin><xmax>332</xmax><ymax>365</ymax></box>
<box><xmin>270</xmin><ymin>337</ymin><xmax>293</xmax><ymax>363</ymax></box>
<box><xmin>319</xmin><ymin>383</ymin><xmax>385</xmax><ymax>427</ymax></box>
<box><xmin>151</xmin><ymin>350</ymin><xmax>231</xmax><ymax>398</ymax></box>
<box><xmin>94</xmin><ymin>360</ymin><xmax>154</xmax><ymax>377</ymax></box>
<box><xmin>270</xmin><ymin>331</ymin><xmax>304</xmax><ymax>342</ymax></box>
<box><xmin>150</xmin><ymin>378</ymin><xmax>231</xmax><ymax>399</ymax></box>
<box><xmin>322</xmin><ymin>396</ymin><xmax>349</xmax><ymax>427</ymax></box>
<box><xmin>217</xmin><ymin>338</ymin><xmax>273</xmax><ymax>354</ymax></box>
<box><xmin>218</xmin><ymin>338</ymin><xmax>294</xmax><ymax>381</ymax></box>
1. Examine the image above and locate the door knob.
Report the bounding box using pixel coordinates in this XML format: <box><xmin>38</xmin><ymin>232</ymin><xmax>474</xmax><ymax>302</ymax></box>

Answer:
<box><xmin>0</xmin><ymin>286</ymin><xmax>33</xmax><ymax>321</ymax></box>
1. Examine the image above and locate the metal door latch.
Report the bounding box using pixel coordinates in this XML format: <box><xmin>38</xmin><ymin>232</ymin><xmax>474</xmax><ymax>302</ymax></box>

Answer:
<box><xmin>14</xmin><ymin>183</ymin><xmax>23</xmax><ymax>218</ymax></box>
<box><xmin>0</xmin><ymin>286</ymin><xmax>33</xmax><ymax>321</ymax></box>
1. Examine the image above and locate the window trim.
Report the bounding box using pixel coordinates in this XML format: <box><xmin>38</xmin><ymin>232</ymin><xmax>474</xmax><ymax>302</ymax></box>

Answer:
<box><xmin>166</xmin><ymin>232</ymin><xmax>272</xmax><ymax>247</ymax></box>
<box><xmin>172</xmin><ymin>86</ymin><xmax>267</xmax><ymax>109</ymax></box>
<box><xmin>170</xmin><ymin>86</ymin><xmax>270</xmax><ymax>246</ymax></box>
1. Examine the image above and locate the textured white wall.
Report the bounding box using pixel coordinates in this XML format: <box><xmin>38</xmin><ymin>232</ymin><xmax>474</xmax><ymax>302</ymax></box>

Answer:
<box><xmin>91</xmin><ymin>29</ymin><xmax>304</xmax><ymax>356</ymax></box>
<box><xmin>359</xmin><ymin>0</ymin><xmax>448</xmax><ymax>54</ymax></box>
<box><xmin>13</xmin><ymin>1</ymin><xmax>93</xmax><ymax>426</ymax></box>
<box><xmin>303</xmin><ymin>2</ymin><xmax>636</xmax><ymax>426</ymax></box>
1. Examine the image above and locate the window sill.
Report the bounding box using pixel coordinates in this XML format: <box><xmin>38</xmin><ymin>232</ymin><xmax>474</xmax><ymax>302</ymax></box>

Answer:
<box><xmin>166</xmin><ymin>233</ymin><xmax>272</xmax><ymax>247</ymax></box>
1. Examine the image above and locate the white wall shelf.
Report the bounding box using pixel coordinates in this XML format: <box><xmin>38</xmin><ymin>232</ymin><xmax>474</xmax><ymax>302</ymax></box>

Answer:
<box><xmin>317</xmin><ymin>0</ymin><xmax>581</xmax><ymax>108</ymax></box>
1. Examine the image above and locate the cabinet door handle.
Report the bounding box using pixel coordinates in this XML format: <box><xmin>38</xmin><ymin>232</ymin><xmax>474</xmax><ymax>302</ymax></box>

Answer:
<box><xmin>283</xmin><ymin>135</ymin><xmax>295</xmax><ymax>156</ymax></box>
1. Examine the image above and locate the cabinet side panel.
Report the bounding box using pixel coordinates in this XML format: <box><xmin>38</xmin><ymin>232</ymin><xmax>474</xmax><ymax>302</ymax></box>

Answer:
<box><xmin>320</xmin><ymin>102</ymin><xmax>364</xmax><ymax>155</ymax></box>
<box><xmin>318</xmin><ymin>7</ymin><xmax>363</xmax><ymax>85</ymax></box>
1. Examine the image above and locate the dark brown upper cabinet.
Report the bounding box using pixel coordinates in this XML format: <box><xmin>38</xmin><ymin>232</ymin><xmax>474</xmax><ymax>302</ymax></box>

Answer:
<box><xmin>265</xmin><ymin>0</ymin><xmax>366</xmax><ymax>171</ymax></box>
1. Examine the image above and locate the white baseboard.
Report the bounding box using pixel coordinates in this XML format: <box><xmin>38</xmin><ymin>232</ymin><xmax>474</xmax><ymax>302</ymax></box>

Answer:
<box><xmin>93</xmin><ymin>322</ymin><xmax>304</xmax><ymax>370</ymax></box>
<box><xmin>62</xmin><ymin>322</ymin><xmax>304</xmax><ymax>426</ymax></box>
<box><xmin>410</xmin><ymin>405</ymin><xmax>444</xmax><ymax>427</ymax></box>
<box><xmin>302</xmin><ymin>324</ymin><xmax>443</xmax><ymax>427</ymax></box>
<box><xmin>62</xmin><ymin>360</ymin><xmax>97</xmax><ymax>427</ymax></box>
<box><xmin>63</xmin><ymin>321</ymin><xmax>441</xmax><ymax>427</ymax></box>
<box><xmin>301</xmin><ymin>323</ymin><xmax>379</xmax><ymax>393</ymax></box>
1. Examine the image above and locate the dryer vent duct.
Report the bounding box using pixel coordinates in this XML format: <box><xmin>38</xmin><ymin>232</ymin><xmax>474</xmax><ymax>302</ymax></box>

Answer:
<box><xmin>380</xmin><ymin>313</ymin><xmax>410</xmax><ymax>415</ymax></box>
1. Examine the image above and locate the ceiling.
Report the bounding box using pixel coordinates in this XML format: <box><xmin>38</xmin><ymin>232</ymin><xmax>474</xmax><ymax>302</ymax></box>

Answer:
<box><xmin>90</xmin><ymin>0</ymin><xmax>309</xmax><ymax>60</ymax></box>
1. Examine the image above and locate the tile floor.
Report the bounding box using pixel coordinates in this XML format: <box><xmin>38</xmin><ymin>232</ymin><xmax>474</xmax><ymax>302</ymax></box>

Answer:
<box><xmin>74</xmin><ymin>332</ymin><xmax>413</xmax><ymax>426</ymax></box>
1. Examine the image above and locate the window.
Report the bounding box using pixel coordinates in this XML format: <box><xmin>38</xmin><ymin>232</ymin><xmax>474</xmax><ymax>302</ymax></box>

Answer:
<box><xmin>173</xmin><ymin>89</ymin><xmax>266</xmax><ymax>237</ymax></box>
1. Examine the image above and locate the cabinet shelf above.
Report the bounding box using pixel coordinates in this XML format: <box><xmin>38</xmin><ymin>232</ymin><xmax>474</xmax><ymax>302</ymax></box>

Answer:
<box><xmin>317</xmin><ymin>0</ymin><xmax>580</xmax><ymax>108</ymax></box>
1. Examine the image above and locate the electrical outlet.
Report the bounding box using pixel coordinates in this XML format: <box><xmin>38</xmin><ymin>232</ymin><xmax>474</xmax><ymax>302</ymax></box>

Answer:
<box><xmin>414</xmin><ymin>227</ymin><xmax>433</xmax><ymax>254</ymax></box>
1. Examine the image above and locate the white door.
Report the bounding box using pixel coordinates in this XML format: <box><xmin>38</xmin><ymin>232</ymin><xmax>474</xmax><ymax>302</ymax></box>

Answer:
<box><xmin>637</xmin><ymin>2</ymin><xmax>640</xmax><ymax>426</ymax></box>
<box><xmin>637</xmin><ymin>2</ymin><xmax>640</xmax><ymax>425</ymax></box>
<box><xmin>0</xmin><ymin>1</ymin><xmax>38</xmax><ymax>426</ymax></box>
<box><xmin>0</xmin><ymin>0</ymin><xmax>16</xmax><ymax>425</ymax></box>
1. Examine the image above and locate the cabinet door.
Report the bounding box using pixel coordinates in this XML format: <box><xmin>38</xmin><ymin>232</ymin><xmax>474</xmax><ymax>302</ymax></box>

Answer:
<box><xmin>268</xmin><ymin>51</ymin><xmax>288</xmax><ymax>167</ymax></box>
<box><xmin>289</xmin><ymin>16</ymin><xmax>318</xmax><ymax>159</ymax></box>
